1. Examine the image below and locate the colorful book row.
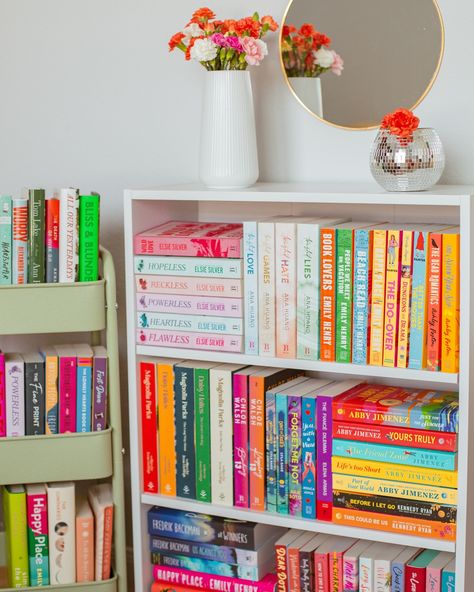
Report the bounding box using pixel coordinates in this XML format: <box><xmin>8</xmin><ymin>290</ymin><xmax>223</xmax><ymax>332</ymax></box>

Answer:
<box><xmin>2</xmin><ymin>481</ymin><xmax>113</xmax><ymax>588</ymax></box>
<box><xmin>0</xmin><ymin>345</ymin><xmax>108</xmax><ymax>437</ymax></box>
<box><xmin>0</xmin><ymin>189</ymin><xmax>100</xmax><ymax>285</ymax></box>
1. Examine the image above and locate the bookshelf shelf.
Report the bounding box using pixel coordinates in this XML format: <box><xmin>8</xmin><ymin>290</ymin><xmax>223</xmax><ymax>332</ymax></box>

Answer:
<box><xmin>0</xmin><ymin>574</ymin><xmax>117</xmax><ymax>592</ymax></box>
<box><xmin>125</xmin><ymin>184</ymin><xmax>473</xmax><ymax>592</ymax></box>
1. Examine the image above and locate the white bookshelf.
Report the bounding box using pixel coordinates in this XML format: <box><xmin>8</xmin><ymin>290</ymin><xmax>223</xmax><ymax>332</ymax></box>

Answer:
<box><xmin>124</xmin><ymin>183</ymin><xmax>474</xmax><ymax>592</ymax></box>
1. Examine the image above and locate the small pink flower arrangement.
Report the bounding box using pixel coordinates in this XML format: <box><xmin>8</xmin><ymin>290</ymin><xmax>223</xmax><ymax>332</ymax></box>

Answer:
<box><xmin>169</xmin><ymin>7</ymin><xmax>278</xmax><ymax>69</ymax></box>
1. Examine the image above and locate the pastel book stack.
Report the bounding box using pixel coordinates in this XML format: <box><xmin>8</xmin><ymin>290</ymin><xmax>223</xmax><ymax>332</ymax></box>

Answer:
<box><xmin>148</xmin><ymin>507</ymin><xmax>283</xmax><ymax>591</ymax></box>
<box><xmin>331</xmin><ymin>383</ymin><xmax>459</xmax><ymax>540</ymax></box>
<box><xmin>134</xmin><ymin>220</ymin><xmax>244</xmax><ymax>353</ymax></box>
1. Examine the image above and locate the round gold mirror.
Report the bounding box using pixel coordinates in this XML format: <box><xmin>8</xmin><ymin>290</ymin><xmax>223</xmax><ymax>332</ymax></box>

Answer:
<box><xmin>280</xmin><ymin>0</ymin><xmax>444</xmax><ymax>129</ymax></box>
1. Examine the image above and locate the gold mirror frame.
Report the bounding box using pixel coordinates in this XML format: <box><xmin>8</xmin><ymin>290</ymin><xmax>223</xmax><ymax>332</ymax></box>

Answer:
<box><xmin>279</xmin><ymin>0</ymin><xmax>446</xmax><ymax>131</ymax></box>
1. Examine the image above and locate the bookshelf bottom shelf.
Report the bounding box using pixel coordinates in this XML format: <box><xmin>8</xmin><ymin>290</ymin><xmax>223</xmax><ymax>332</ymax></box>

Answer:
<box><xmin>0</xmin><ymin>575</ymin><xmax>117</xmax><ymax>592</ymax></box>
<box><xmin>141</xmin><ymin>494</ymin><xmax>455</xmax><ymax>554</ymax></box>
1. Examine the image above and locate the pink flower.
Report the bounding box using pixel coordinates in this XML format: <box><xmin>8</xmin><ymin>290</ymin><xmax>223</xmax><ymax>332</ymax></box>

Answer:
<box><xmin>331</xmin><ymin>50</ymin><xmax>344</xmax><ymax>76</ymax></box>
<box><xmin>241</xmin><ymin>37</ymin><xmax>267</xmax><ymax>66</ymax></box>
<box><xmin>211</xmin><ymin>33</ymin><xmax>227</xmax><ymax>47</ymax></box>
<box><xmin>225</xmin><ymin>35</ymin><xmax>243</xmax><ymax>52</ymax></box>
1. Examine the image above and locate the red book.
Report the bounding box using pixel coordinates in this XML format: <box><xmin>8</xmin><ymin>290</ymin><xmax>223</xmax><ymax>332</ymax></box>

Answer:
<box><xmin>139</xmin><ymin>361</ymin><xmax>158</xmax><ymax>494</ymax></box>
<box><xmin>287</xmin><ymin>532</ymin><xmax>316</xmax><ymax>592</ymax></box>
<box><xmin>320</xmin><ymin>227</ymin><xmax>337</xmax><ymax>361</ymax></box>
<box><xmin>426</xmin><ymin>233</ymin><xmax>442</xmax><ymax>370</ymax></box>
<box><xmin>275</xmin><ymin>530</ymin><xmax>304</xmax><ymax>592</ymax></box>
<box><xmin>405</xmin><ymin>550</ymin><xmax>440</xmax><ymax>592</ymax></box>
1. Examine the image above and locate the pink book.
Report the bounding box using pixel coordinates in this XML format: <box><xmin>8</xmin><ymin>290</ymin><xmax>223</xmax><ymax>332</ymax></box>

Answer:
<box><xmin>0</xmin><ymin>352</ymin><xmax>5</xmax><ymax>437</ymax></box>
<box><xmin>25</xmin><ymin>484</ymin><xmax>49</xmax><ymax>587</ymax></box>
<box><xmin>233</xmin><ymin>368</ymin><xmax>256</xmax><ymax>508</ymax></box>
<box><xmin>137</xmin><ymin>329</ymin><xmax>243</xmax><ymax>352</ymax></box>
<box><xmin>135</xmin><ymin>275</ymin><xmax>242</xmax><ymax>298</ymax></box>
<box><xmin>134</xmin><ymin>220</ymin><xmax>243</xmax><ymax>258</ymax></box>
<box><xmin>153</xmin><ymin>566</ymin><xmax>277</xmax><ymax>592</ymax></box>
<box><xmin>76</xmin><ymin>495</ymin><xmax>95</xmax><ymax>583</ymax></box>
<box><xmin>136</xmin><ymin>293</ymin><xmax>243</xmax><ymax>317</ymax></box>
<box><xmin>56</xmin><ymin>346</ymin><xmax>77</xmax><ymax>433</ymax></box>
<box><xmin>426</xmin><ymin>552</ymin><xmax>455</xmax><ymax>592</ymax></box>
<box><xmin>314</xmin><ymin>548</ymin><xmax>329</xmax><ymax>592</ymax></box>
<box><xmin>327</xmin><ymin>537</ymin><xmax>358</xmax><ymax>592</ymax></box>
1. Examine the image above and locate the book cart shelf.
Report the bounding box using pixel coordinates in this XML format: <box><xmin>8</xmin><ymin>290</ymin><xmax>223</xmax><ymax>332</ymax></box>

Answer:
<box><xmin>124</xmin><ymin>183</ymin><xmax>474</xmax><ymax>592</ymax></box>
<box><xmin>0</xmin><ymin>247</ymin><xmax>127</xmax><ymax>592</ymax></box>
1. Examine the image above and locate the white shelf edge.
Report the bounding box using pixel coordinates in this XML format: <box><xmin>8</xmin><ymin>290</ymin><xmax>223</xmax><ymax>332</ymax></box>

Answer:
<box><xmin>141</xmin><ymin>493</ymin><xmax>455</xmax><ymax>553</ymax></box>
<box><xmin>136</xmin><ymin>345</ymin><xmax>458</xmax><ymax>386</ymax></box>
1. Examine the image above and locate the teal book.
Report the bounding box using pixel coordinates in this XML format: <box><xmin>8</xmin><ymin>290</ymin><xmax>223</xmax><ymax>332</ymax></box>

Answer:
<box><xmin>28</xmin><ymin>188</ymin><xmax>46</xmax><ymax>283</ymax></box>
<box><xmin>441</xmin><ymin>557</ymin><xmax>456</xmax><ymax>592</ymax></box>
<box><xmin>78</xmin><ymin>193</ymin><xmax>100</xmax><ymax>282</ymax></box>
<box><xmin>0</xmin><ymin>195</ymin><xmax>12</xmax><ymax>284</ymax></box>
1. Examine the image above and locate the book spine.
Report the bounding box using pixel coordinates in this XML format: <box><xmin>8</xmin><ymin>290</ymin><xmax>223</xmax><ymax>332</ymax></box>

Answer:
<box><xmin>174</xmin><ymin>366</ymin><xmax>196</xmax><ymax>499</ymax></box>
<box><xmin>288</xmin><ymin>395</ymin><xmax>302</xmax><ymax>517</ymax></box>
<box><xmin>0</xmin><ymin>195</ymin><xmax>12</xmax><ymax>284</ymax></box>
<box><xmin>331</xmin><ymin>551</ymin><xmax>345</xmax><ymax>592</ymax></box>
<box><xmin>244</xmin><ymin>221</ymin><xmax>259</xmax><ymax>354</ymax></box>
<box><xmin>3</xmin><ymin>487</ymin><xmax>29</xmax><ymax>587</ymax></box>
<box><xmin>396</xmin><ymin>231</ymin><xmax>414</xmax><ymax>368</ymax></box>
<box><xmin>359</xmin><ymin>557</ymin><xmax>372</xmax><ymax>592</ymax></box>
<box><xmin>45</xmin><ymin>198</ymin><xmax>60</xmax><ymax>283</ymax></box>
<box><xmin>332</xmin><ymin>508</ymin><xmax>456</xmax><ymax>540</ymax></box>
<box><xmin>140</xmin><ymin>361</ymin><xmax>159</xmax><ymax>494</ymax></box>
<box><xmin>79</xmin><ymin>194</ymin><xmax>100</xmax><ymax>282</ymax></box>
<box><xmin>316</xmin><ymin>395</ymin><xmax>334</xmax><ymax>520</ymax></box>
<box><xmin>352</xmin><ymin>229</ymin><xmax>370</xmax><ymax>365</ymax></box>
<box><xmin>157</xmin><ymin>362</ymin><xmax>177</xmax><ymax>496</ymax></box>
<box><xmin>441</xmin><ymin>569</ymin><xmax>455</xmax><ymax>592</ymax></box>
<box><xmin>101</xmin><ymin>505</ymin><xmax>114</xmax><ymax>580</ymax></box>
<box><xmin>374</xmin><ymin>559</ymin><xmax>392</xmax><ymax>592</ymax></box>
<box><xmin>332</xmin><ymin>421</ymin><xmax>458</xmax><ymax>452</ymax></box>
<box><xmin>249</xmin><ymin>376</ymin><xmax>266</xmax><ymax>511</ymax></box>
<box><xmin>301</xmin><ymin>395</ymin><xmax>317</xmax><ymax>519</ymax></box>
<box><xmin>405</xmin><ymin>566</ymin><xmax>426</xmax><ymax>592</ymax></box>
<box><xmin>135</xmin><ymin>236</ymin><xmax>242</xmax><ymax>258</ymax></box>
<box><xmin>426</xmin><ymin>566</ymin><xmax>442</xmax><ymax>592</ymax></box>
<box><xmin>76</xmin><ymin>355</ymin><xmax>92</xmax><ymax>432</ymax></box>
<box><xmin>5</xmin><ymin>358</ymin><xmax>25</xmax><ymax>436</ymax></box>
<box><xmin>195</xmin><ymin>367</ymin><xmax>211</xmax><ymax>503</ymax></box>
<box><xmin>391</xmin><ymin>560</ymin><xmax>405</xmax><ymax>592</ymax></box>
<box><xmin>276</xmin><ymin>392</ymin><xmax>289</xmax><ymax>514</ymax></box>
<box><xmin>343</xmin><ymin>554</ymin><xmax>359</xmax><ymax>591</ymax></box>
<box><xmin>137</xmin><ymin>311</ymin><xmax>243</xmax><ymax>335</ymax></box>
<box><xmin>426</xmin><ymin>233</ymin><xmax>443</xmax><ymax>370</ymax></box>
<box><xmin>28</xmin><ymin>189</ymin><xmax>45</xmax><ymax>283</ymax></box>
<box><xmin>152</xmin><ymin>586</ymin><xmax>203</xmax><ymax>592</ymax></box>
<box><xmin>136</xmin><ymin>292</ymin><xmax>243</xmax><ymax>317</ymax></box>
<box><xmin>25</xmin><ymin>360</ymin><xmax>45</xmax><ymax>435</ymax></box>
<box><xmin>48</xmin><ymin>484</ymin><xmax>76</xmax><ymax>584</ymax></box>
<box><xmin>135</xmin><ymin>255</ymin><xmax>242</xmax><ymax>278</ymax></box>
<box><xmin>152</xmin><ymin>553</ymin><xmax>264</xmax><ymax>580</ymax></box>
<box><xmin>137</xmin><ymin>329</ymin><xmax>243</xmax><ymax>352</ymax></box>
<box><xmin>320</xmin><ymin>228</ymin><xmax>337</xmax><ymax>361</ymax></box>
<box><xmin>12</xmin><ymin>197</ymin><xmax>28</xmax><ymax>284</ymax></box>
<box><xmin>265</xmin><ymin>389</ymin><xmax>277</xmax><ymax>512</ymax></box>
<box><xmin>275</xmin><ymin>542</ymin><xmax>290</xmax><ymax>592</ymax></box>
<box><xmin>59</xmin><ymin>188</ymin><xmax>79</xmax><ymax>282</ymax></box>
<box><xmin>299</xmin><ymin>550</ymin><xmax>313</xmax><ymax>592</ymax></box>
<box><xmin>314</xmin><ymin>552</ymin><xmax>329</xmax><ymax>592</ymax></box>
<box><xmin>233</xmin><ymin>373</ymin><xmax>249</xmax><ymax>508</ymax></box>
<box><xmin>76</xmin><ymin>514</ymin><xmax>94</xmax><ymax>582</ymax></box>
<box><xmin>287</xmin><ymin>547</ymin><xmax>301</xmax><ymax>592</ymax></box>
<box><xmin>409</xmin><ymin>232</ymin><xmax>429</xmax><ymax>369</ymax></box>
<box><xmin>336</xmin><ymin>228</ymin><xmax>353</xmax><ymax>363</ymax></box>
<box><xmin>297</xmin><ymin>223</ymin><xmax>320</xmax><ymax>360</ymax></box>
<box><xmin>276</xmin><ymin>222</ymin><xmax>297</xmax><ymax>358</ymax></box>
<box><xmin>369</xmin><ymin>229</ymin><xmax>387</xmax><ymax>365</ymax></box>
<box><xmin>136</xmin><ymin>275</ymin><xmax>242</xmax><ymax>298</ymax></box>
<box><xmin>27</xmin><ymin>490</ymin><xmax>49</xmax><ymax>586</ymax></box>
<box><xmin>441</xmin><ymin>233</ymin><xmax>460</xmax><ymax>373</ymax></box>
<box><xmin>92</xmin><ymin>353</ymin><xmax>107</xmax><ymax>432</ymax></box>
<box><xmin>59</xmin><ymin>356</ymin><xmax>77</xmax><ymax>433</ymax></box>
<box><xmin>0</xmin><ymin>353</ymin><xmax>5</xmax><ymax>437</ymax></box>
<box><xmin>258</xmin><ymin>222</ymin><xmax>276</xmax><ymax>356</ymax></box>
<box><xmin>383</xmin><ymin>230</ymin><xmax>401</xmax><ymax>367</ymax></box>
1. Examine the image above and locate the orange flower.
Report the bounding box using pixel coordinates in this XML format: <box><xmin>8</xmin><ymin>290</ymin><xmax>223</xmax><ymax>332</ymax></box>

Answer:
<box><xmin>313</xmin><ymin>32</ymin><xmax>331</xmax><ymax>48</ymax></box>
<box><xmin>299</xmin><ymin>23</ymin><xmax>316</xmax><ymax>38</ymax></box>
<box><xmin>191</xmin><ymin>7</ymin><xmax>216</xmax><ymax>23</ymax></box>
<box><xmin>381</xmin><ymin>108</ymin><xmax>420</xmax><ymax>139</ymax></box>
<box><xmin>282</xmin><ymin>24</ymin><xmax>296</xmax><ymax>37</ymax></box>
<box><xmin>235</xmin><ymin>16</ymin><xmax>261</xmax><ymax>38</ymax></box>
<box><xmin>168</xmin><ymin>32</ymin><xmax>186</xmax><ymax>52</ymax></box>
<box><xmin>222</xmin><ymin>19</ymin><xmax>237</xmax><ymax>33</ymax></box>
<box><xmin>262</xmin><ymin>15</ymin><xmax>279</xmax><ymax>32</ymax></box>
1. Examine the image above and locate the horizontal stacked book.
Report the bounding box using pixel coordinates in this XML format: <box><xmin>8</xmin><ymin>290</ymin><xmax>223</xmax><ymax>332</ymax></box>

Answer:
<box><xmin>134</xmin><ymin>221</ymin><xmax>244</xmax><ymax>353</ymax></box>
<box><xmin>0</xmin><ymin>189</ymin><xmax>100</xmax><ymax>285</ymax></box>
<box><xmin>1</xmin><ymin>481</ymin><xmax>113</xmax><ymax>587</ymax></box>
<box><xmin>0</xmin><ymin>345</ymin><xmax>108</xmax><ymax>437</ymax></box>
<box><xmin>148</xmin><ymin>507</ymin><xmax>283</xmax><ymax>592</ymax></box>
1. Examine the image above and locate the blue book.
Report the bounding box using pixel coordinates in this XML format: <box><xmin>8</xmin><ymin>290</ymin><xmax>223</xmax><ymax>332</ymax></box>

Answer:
<box><xmin>0</xmin><ymin>195</ymin><xmax>12</xmax><ymax>285</ymax></box>
<box><xmin>441</xmin><ymin>557</ymin><xmax>456</xmax><ymax>592</ymax></box>
<box><xmin>301</xmin><ymin>394</ymin><xmax>317</xmax><ymax>519</ymax></box>
<box><xmin>265</xmin><ymin>385</ymin><xmax>278</xmax><ymax>512</ymax></box>
<box><xmin>75</xmin><ymin>345</ymin><xmax>93</xmax><ymax>432</ymax></box>
<box><xmin>352</xmin><ymin>228</ymin><xmax>370</xmax><ymax>364</ymax></box>
<box><xmin>275</xmin><ymin>391</ymin><xmax>289</xmax><ymax>515</ymax></box>
<box><xmin>391</xmin><ymin>547</ymin><xmax>421</xmax><ymax>592</ymax></box>
<box><xmin>243</xmin><ymin>221</ymin><xmax>258</xmax><ymax>355</ymax></box>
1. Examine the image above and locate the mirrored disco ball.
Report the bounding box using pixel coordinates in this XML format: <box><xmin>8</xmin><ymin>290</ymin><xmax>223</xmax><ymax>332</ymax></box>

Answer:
<box><xmin>370</xmin><ymin>128</ymin><xmax>445</xmax><ymax>192</ymax></box>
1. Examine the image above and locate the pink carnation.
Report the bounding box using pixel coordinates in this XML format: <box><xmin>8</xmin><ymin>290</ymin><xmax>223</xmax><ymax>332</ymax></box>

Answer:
<box><xmin>211</xmin><ymin>33</ymin><xmax>227</xmax><ymax>47</ymax></box>
<box><xmin>225</xmin><ymin>35</ymin><xmax>243</xmax><ymax>52</ymax></box>
<box><xmin>241</xmin><ymin>37</ymin><xmax>267</xmax><ymax>66</ymax></box>
<box><xmin>331</xmin><ymin>51</ymin><xmax>344</xmax><ymax>76</ymax></box>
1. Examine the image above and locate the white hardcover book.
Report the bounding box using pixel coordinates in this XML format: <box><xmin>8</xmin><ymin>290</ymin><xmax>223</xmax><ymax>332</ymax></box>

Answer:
<box><xmin>373</xmin><ymin>544</ymin><xmax>406</xmax><ymax>592</ymax></box>
<box><xmin>243</xmin><ymin>221</ymin><xmax>259</xmax><ymax>355</ymax></box>
<box><xmin>258</xmin><ymin>221</ymin><xmax>275</xmax><ymax>357</ymax></box>
<box><xmin>210</xmin><ymin>363</ymin><xmax>247</xmax><ymax>506</ymax></box>
<box><xmin>59</xmin><ymin>188</ymin><xmax>79</xmax><ymax>283</ymax></box>
<box><xmin>47</xmin><ymin>482</ymin><xmax>76</xmax><ymax>585</ymax></box>
<box><xmin>88</xmin><ymin>483</ymin><xmax>114</xmax><ymax>581</ymax></box>
<box><xmin>5</xmin><ymin>353</ymin><xmax>25</xmax><ymax>437</ymax></box>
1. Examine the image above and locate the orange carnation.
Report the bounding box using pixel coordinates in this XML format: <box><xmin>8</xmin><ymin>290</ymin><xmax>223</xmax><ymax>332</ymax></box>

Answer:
<box><xmin>313</xmin><ymin>32</ymin><xmax>331</xmax><ymax>48</ymax></box>
<box><xmin>168</xmin><ymin>32</ymin><xmax>186</xmax><ymax>52</ymax></box>
<box><xmin>222</xmin><ymin>19</ymin><xmax>237</xmax><ymax>33</ymax></box>
<box><xmin>381</xmin><ymin>108</ymin><xmax>420</xmax><ymax>139</ymax></box>
<box><xmin>262</xmin><ymin>15</ymin><xmax>279</xmax><ymax>32</ymax></box>
<box><xmin>235</xmin><ymin>16</ymin><xmax>261</xmax><ymax>38</ymax></box>
<box><xmin>282</xmin><ymin>24</ymin><xmax>296</xmax><ymax>37</ymax></box>
<box><xmin>191</xmin><ymin>7</ymin><xmax>216</xmax><ymax>23</ymax></box>
<box><xmin>299</xmin><ymin>23</ymin><xmax>316</xmax><ymax>38</ymax></box>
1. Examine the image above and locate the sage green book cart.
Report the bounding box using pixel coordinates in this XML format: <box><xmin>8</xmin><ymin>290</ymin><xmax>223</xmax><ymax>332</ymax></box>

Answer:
<box><xmin>0</xmin><ymin>248</ymin><xmax>127</xmax><ymax>592</ymax></box>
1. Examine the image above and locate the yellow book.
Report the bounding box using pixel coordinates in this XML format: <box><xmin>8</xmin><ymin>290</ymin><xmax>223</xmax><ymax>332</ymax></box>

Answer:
<box><xmin>441</xmin><ymin>230</ymin><xmax>460</xmax><ymax>373</ymax></box>
<box><xmin>396</xmin><ymin>231</ymin><xmax>414</xmax><ymax>368</ymax></box>
<box><xmin>41</xmin><ymin>346</ymin><xmax>59</xmax><ymax>435</ymax></box>
<box><xmin>332</xmin><ymin>456</ymin><xmax>458</xmax><ymax>488</ymax></box>
<box><xmin>383</xmin><ymin>229</ymin><xmax>401</xmax><ymax>367</ymax></box>
<box><xmin>369</xmin><ymin>229</ymin><xmax>387</xmax><ymax>365</ymax></box>
<box><xmin>332</xmin><ymin>473</ymin><xmax>458</xmax><ymax>505</ymax></box>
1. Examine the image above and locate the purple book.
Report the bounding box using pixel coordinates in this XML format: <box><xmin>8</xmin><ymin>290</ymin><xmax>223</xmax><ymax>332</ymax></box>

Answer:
<box><xmin>316</xmin><ymin>381</ymin><xmax>364</xmax><ymax>521</ymax></box>
<box><xmin>92</xmin><ymin>346</ymin><xmax>108</xmax><ymax>431</ymax></box>
<box><xmin>0</xmin><ymin>352</ymin><xmax>5</xmax><ymax>437</ymax></box>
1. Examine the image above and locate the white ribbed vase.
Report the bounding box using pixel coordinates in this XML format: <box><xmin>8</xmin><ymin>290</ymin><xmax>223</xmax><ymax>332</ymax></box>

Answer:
<box><xmin>199</xmin><ymin>70</ymin><xmax>259</xmax><ymax>189</ymax></box>
<box><xmin>289</xmin><ymin>77</ymin><xmax>323</xmax><ymax>118</ymax></box>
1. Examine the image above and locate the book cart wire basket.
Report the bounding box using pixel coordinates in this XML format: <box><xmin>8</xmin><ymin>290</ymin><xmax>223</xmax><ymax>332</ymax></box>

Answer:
<box><xmin>0</xmin><ymin>247</ymin><xmax>127</xmax><ymax>592</ymax></box>
<box><xmin>124</xmin><ymin>183</ymin><xmax>474</xmax><ymax>592</ymax></box>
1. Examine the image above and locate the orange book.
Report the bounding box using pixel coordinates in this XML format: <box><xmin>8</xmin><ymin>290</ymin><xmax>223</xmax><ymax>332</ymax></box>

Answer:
<box><xmin>426</xmin><ymin>233</ymin><xmax>443</xmax><ymax>370</ymax></box>
<box><xmin>369</xmin><ymin>229</ymin><xmax>387</xmax><ymax>366</ymax></box>
<box><xmin>396</xmin><ymin>231</ymin><xmax>414</xmax><ymax>368</ymax></box>
<box><xmin>383</xmin><ymin>229</ymin><xmax>401</xmax><ymax>367</ymax></box>
<box><xmin>332</xmin><ymin>507</ymin><xmax>456</xmax><ymax>541</ymax></box>
<box><xmin>320</xmin><ymin>227</ymin><xmax>337</xmax><ymax>361</ymax></box>
<box><xmin>76</xmin><ymin>495</ymin><xmax>95</xmax><ymax>583</ymax></box>
<box><xmin>441</xmin><ymin>230</ymin><xmax>460</xmax><ymax>373</ymax></box>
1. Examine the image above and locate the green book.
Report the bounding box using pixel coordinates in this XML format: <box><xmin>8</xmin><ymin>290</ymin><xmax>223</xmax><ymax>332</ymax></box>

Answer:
<box><xmin>0</xmin><ymin>195</ymin><xmax>12</xmax><ymax>284</ymax></box>
<box><xmin>335</xmin><ymin>228</ymin><xmax>353</xmax><ymax>363</ymax></box>
<box><xmin>194</xmin><ymin>364</ymin><xmax>214</xmax><ymax>503</ymax></box>
<box><xmin>3</xmin><ymin>485</ymin><xmax>29</xmax><ymax>588</ymax></box>
<box><xmin>78</xmin><ymin>193</ymin><xmax>100</xmax><ymax>281</ymax></box>
<box><xmin>28</xmin><ymin>188</ymin><xmax>46</xmax><ymax>283</ymax></box>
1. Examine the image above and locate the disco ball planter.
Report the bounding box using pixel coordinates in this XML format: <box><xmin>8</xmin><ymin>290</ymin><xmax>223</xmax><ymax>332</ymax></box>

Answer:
<box><xmin>370</xmin><ymin>128</ymin><xmax>445</xmax><ymax>192</ymax></box>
